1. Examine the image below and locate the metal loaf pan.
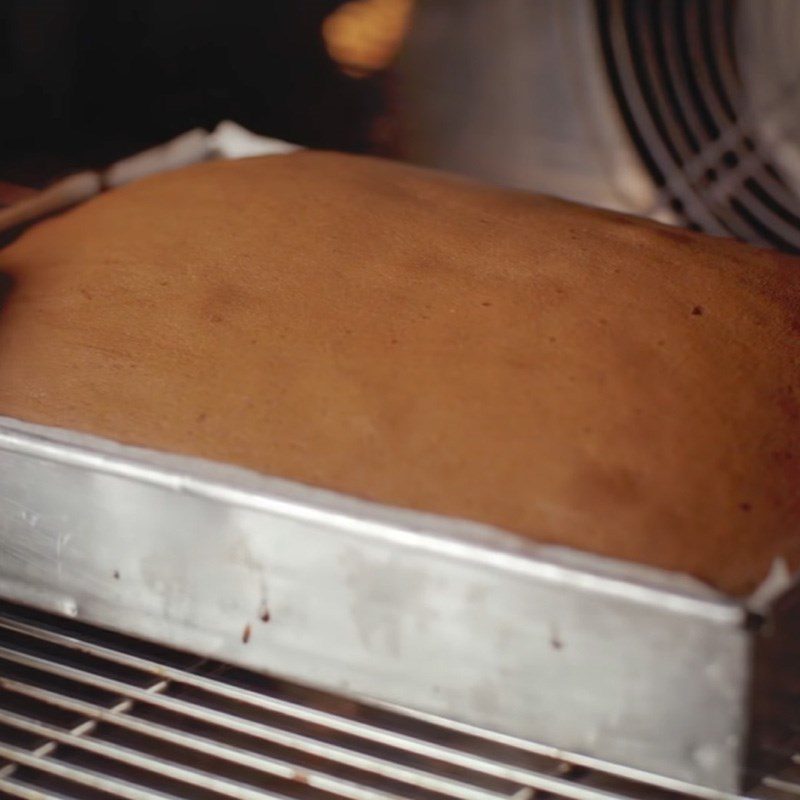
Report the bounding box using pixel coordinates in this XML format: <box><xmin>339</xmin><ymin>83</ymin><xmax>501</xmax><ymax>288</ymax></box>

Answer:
<box><xmin>0</xmin><ymin>415</ymin><xmax>796</xmax><ymax>796</ymax></box>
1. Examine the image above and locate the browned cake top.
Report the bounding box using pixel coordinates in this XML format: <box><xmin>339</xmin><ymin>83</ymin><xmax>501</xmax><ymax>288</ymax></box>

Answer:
<box><xmin>1</xmin><ymin>151</ymin><xmax>799</xmax><ymax>595</ymax></box>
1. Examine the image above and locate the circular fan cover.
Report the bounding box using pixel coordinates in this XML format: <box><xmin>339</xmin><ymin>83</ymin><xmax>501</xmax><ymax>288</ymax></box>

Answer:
<box><xmin>597</xmin><ymin>0</ymin><xmax>800</xmax><ymax>253</ymax></box>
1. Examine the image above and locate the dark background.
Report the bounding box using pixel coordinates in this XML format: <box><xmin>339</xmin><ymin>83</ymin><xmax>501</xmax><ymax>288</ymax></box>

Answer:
<box><xmin>0</xmin><ymin>0</ymin><xmax>385</xmax><ymax>185</ymax></box>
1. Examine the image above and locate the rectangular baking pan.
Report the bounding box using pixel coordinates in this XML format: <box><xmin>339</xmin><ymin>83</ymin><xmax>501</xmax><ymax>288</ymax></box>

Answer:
<box><xmin>0</xmin><ymin>414</ymin><xmax>796</xmax><ymax>796</ymax></box>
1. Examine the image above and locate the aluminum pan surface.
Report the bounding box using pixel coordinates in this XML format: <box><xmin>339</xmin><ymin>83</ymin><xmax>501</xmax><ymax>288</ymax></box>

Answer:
<box><xmin>0</xmin><ymin>415</ymin><xmax>752</xmax><ymax>790</ymax></box>
<box><xmin>0</xmin><ymin>416</ymin><xmax>740</xmax><ymax>615</ymax></box>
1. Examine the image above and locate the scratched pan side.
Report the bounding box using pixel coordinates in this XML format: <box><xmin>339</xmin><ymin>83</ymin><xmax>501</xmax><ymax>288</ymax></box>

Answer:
<box><xmin>0</xmin><ymin>415</ymin><xmax>753</xmax><ymax>792</ymax></box>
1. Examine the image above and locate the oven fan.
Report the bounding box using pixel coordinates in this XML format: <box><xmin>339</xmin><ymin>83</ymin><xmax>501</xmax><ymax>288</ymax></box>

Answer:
<box><xmin>397</xmin><ymin>0</ymin><xmax>800</xmax><ymax>254</ymax></box>
<box><xmin>597</xmin><ymin>0</ymin><xmax>800</xmax><ymax>253</ymax></box>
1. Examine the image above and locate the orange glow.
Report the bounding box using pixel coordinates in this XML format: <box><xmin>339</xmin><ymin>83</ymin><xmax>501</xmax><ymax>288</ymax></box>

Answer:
<box><xmin>322</xmin><ymin>0</ymin><xmax>415</xmax><ymax>78</ymax></box>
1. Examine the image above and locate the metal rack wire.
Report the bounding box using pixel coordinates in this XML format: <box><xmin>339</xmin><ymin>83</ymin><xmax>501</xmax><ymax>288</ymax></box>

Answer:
<box><xmin>0</xmin><ymin>600</ymin><xmax>798</xmax><ymax>800</ymax></box>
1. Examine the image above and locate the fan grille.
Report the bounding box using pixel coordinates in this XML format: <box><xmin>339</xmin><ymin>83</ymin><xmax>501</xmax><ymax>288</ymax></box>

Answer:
<box><xmin>597</xmin><ymin>0</ymin><xmax>800</xmax><ymax>253</ymax></box>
